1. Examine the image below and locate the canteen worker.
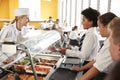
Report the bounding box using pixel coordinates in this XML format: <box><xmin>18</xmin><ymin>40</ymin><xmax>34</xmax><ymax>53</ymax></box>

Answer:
<box><xmin>0</xmin><ymin>8</ymin><xmax>29</xmax><ymax>42</ymax></box>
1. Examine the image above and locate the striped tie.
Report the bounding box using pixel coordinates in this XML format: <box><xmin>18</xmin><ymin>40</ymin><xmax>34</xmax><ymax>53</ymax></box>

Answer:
<box><xmin>79</xmin><ymin>34</ymin><xmax>86</xmax><ymax>51</ymax></box>
<box><xmin>98</xmin><ymin>43</ymin><xmax>104</xmax><ymax>52</ymax></box>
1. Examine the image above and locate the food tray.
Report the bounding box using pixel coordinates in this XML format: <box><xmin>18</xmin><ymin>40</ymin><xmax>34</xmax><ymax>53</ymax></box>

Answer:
<box><xmin>62</xmin><ymin>57</ymin><xmax>81</xmax><ymax>64</ymax></box>
<box><xmin>38</xmin><ymin>58</ymin><xmax>57</xmax><ymax>66</ymax></box>
<box><xmin>25</xmin><ymin>65</ymin><xmax>52</xmax><ymax>75</ymax></box>
<box><xmin>48</xmin><ymin>68</ymin><xmax>78</xmax><ymax>80</ymax></box>
<box><xmin>0</xmin><ymin>73</ymin><xmax>44</xmax><ymax>80</ymax></box>
<box><xmin>34</xmin><ymin>54</ymin><xmax>61</xmax><ymax>67</ymax></box>
<box><xmin>34</xmin><ymin>54</ymin><xmax>60</xmax><ymax>61</ymax></box>
<box><xmin>59</xmin><ymin>57</ymin><xmax>82</xmax><ymax>69</ymax></box>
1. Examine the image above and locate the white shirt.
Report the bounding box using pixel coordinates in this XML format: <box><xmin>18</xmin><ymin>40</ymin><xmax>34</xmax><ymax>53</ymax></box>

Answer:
<box><xmin>66</xmin><ymin>27</ymin><xmax>100</xmax><ymax>61</ymax></box>
<box><xmin>69</xmin><ymin>30</ymin><xmax>78</xmax><ymax>40</ymax></box>
<box><xmin>93</xmin><ymin>39</ymin><xmax>115</xmax><ymax>73</ymax></box>
<box><xmin>0</xmin><ymin>22</ymin><xmax>28</xmax><ymax>42</ymax></box>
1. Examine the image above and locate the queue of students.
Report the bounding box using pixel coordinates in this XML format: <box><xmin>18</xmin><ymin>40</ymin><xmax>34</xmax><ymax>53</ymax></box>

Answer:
<box><xmin>73</xmin><ymin>12</ymin><xmax>117</xmax><ymax>80</ymax></box>
<box><xmin>49</xmin><ymin>7</ymin><xmax>120</xmax><ymax>80</ymax></box>
<box><xmin>104</xmin><ymin>17</ymin><xmax>120</xmax><ymax>80</ymax></box>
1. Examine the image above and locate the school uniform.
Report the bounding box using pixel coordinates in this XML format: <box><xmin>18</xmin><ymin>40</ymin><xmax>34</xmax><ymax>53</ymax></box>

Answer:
<box><xmin>69</xmin><ymin>30</ymin><xmax>79</xmax><ymax>46</ymax></box>
<box><xmin>93</xmin><ymin>39</ymin><xmax>115</xmax><ymax>80</ymax></box>
<box><xmin>66</xmin><ymin>27</ymin><xmax>100</xmax><ymax>61</ymax></box>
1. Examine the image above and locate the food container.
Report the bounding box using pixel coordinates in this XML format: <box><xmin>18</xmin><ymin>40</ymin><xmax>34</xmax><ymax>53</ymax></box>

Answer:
<box><xmin>2</xmin><ymin>54</ymin><xmax>64</xmax><ymax>80</ymax></box>
<box><xmin>25</xmin><ymin>65</ymin><xmax>52</xmax><ymax>75</ymax></box>
<box><xmin>60</xmin><ymin>57</ymin><xmax>82</xmax><ymax>69</ymax></box>
<box><xmin>1</xmin><ymin>73</ymin><xmax>44</xmax><ymax>80</ymax></box>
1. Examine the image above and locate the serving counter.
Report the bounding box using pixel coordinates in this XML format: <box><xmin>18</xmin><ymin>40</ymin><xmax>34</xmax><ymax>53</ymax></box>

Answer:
<box><xmin>0</xmin><ymin>30</ymin><xmax>83</xmax><ymax>80</ymax></box>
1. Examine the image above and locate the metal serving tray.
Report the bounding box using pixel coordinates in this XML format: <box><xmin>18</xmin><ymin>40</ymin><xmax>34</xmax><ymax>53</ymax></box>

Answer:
<box><xmin>59</xmin><ymin>57</ymin><xmax>82</xmax><ymax>69</ymax></box>
<box><xmin>48</xmin><ymin>68</ymin><xmax>78</xmax><ymax>80</ymax></box>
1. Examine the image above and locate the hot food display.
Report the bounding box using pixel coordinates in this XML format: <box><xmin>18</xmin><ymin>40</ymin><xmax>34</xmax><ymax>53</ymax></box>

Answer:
<box><xmin>3</xmin><ymin>54</ymin><xmax>63</xmax><ymax>80</ymax></box>
<box><xmin>0</xmin><ymin>30</ymin><xmax>82</xmax><ymax>80</ymax></box>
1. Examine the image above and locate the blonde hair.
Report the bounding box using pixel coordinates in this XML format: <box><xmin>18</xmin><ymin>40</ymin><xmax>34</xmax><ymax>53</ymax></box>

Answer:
<box><xmin>109</xmin><ymin>17</ymin><xmax>120</xmax><ymax>44</ymax></box>
<box><xmin>11</xmin><ymin>15</ymin><xmax>29</xmax><ymax>24</ymax></box>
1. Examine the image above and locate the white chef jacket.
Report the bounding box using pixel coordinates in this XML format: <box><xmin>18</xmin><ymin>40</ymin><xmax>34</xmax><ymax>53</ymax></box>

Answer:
<box><xmin>69</xmin><ymin>31</ymin><xmax>78</xmax><ymax>40</ymax></box>
<box><xmin>93</xmin><ymin>39</ymin><xmax>115</xmax><ymax>73</ymax></box>
<box><xmin>0</xmin><ymin>22</ymin><xmax>28</xmax><ymax>42</ymax></box>
<box><xmin>66</xmin><ymin>27</ymin><xmax>100</xmax><ymax>61</ymax></box>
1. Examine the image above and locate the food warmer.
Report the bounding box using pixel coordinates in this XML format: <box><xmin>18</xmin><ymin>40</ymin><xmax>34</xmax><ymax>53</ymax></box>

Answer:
<box><xmin>0</xmin><ymin>30</ymin><xmax>82</xmax><ymax>80</ymax></box>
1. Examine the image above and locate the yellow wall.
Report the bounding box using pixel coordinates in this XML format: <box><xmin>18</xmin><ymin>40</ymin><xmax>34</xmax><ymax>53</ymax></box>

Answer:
<box><xmin>0</xmin><ymin>0</ymin><xmax>9</xmax><ymax>29</ymax></box>
<box><xmin>29</xmin><ymin>21</ymin><xmax>40</xmax><ymax>29</ymax></box>
<box><xmin>9</xmin><ymin>0</ymin><xmax>18</xmax><ymax>19</ymax></box>
<box><xmin>0</xmin><ymin>0</ymin><xmax>9</xmax><ymax>19</ymax></box>
<box><xmin>41</xmin><ymin>0</ymin><xmax>58</xmax><ymax>20</ymax></box>
<box><xmin>0</xmin><ymin>0</ymin><xmax>58</xmax><ymax>29</ymax></box>
<box><xmin>0</xmin><ymin>0</ymin><xmax>18</xmax><ymax>29</ymax></box>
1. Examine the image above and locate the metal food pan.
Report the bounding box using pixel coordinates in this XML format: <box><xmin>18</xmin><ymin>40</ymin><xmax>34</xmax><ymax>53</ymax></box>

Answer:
<box><xmin>34</xmin><ymin>54</ymin><xmax>61</xmax><ymax>61</ymax></box>
<box><xmin>25</xmin><ymin>65</ymin><xmax>52</xmax><ymax>75</ymax></box>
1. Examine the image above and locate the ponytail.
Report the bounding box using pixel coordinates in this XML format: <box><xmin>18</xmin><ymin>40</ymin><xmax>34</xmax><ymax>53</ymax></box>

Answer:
<box><xmin>11</xmin><ymin>16</ymin><xmax>18</xmax><ymax>24</ymax></box>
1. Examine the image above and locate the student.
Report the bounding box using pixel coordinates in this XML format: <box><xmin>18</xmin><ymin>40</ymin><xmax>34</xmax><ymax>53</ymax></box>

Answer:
<box><xmin>55</xmin><ymin>7</ymin><xmax>100</xmax><ymax>64</ymax></box>
<box><xmin>104</xmin><ymin>17</ymin><xmax>120</xmax><ymax>80</ymax></box>
<box><xmin>108</xmin><ymin>17</ymin><xmax>120</xmax><ymax>61</ymax></box>
<box><xmin>0</xmin><ymin>8</ymin><xmax>29</xmax><ymax>42</ymax></box>
<box><xmin>72</xmin><ymin>12</ymin><xmax>117</xmax><ymax>80</ymax></box>
<box><xmin>47</xmin><ymin>16</ymin><xmax>53</xmax><ymax>23</ymax></box>
<box><xmin>69</xmin><ymin>26</ymin><xmax>79</xmax><ymax>46</ymax></box>
<box><xmin>52</xmin><ymin>19</ymin><xmax>63</xmax><ymax>31</ymax></box>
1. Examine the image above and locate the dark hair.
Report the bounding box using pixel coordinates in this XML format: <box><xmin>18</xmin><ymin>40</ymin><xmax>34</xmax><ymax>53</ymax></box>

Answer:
<box><xmin>105</xmin><ymin>62</ymin><xmax>120</xmax><ymax>80</ymax></box>
<box><xmin>56</xmin><ymin>19</ymin><xmax>59</xmax><ymax>21</ymax></box>
<box><xmin>49</xmin><ymin>16</ymin><xmax>52</xmax><ymax>19</ymax></box>
<box><xmin>98</xmin><ymin>12</ymin><xmax>117</xmax><ymax>26</ymax></box>
<box><xmin>72</xmin><ymin>26</ymin><xmax>78</xmax><ymax>31</ymax></box>
<box><xmin>81</xmin><ymin>7</ymin><xmax>100</xmax><ymax>27</ymax></box>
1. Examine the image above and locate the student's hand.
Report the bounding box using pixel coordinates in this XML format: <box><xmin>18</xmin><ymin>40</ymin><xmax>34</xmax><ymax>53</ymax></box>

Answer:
<box><xmin>58</xmin><ymin>48</ymin><xmax>66</xmax><ymax>55</ymax></box>
<box><xmin>48</xmin><ymin>46</ymin><xmax>57</xmax><ymax>52</ymax></box>
<box><xmin>71</xmin><ymin>66</ymin><xmax>81</xmax><ymax>71</ymax></box>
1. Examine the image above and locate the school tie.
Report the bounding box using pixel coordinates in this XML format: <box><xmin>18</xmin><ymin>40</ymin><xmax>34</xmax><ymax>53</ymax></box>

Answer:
<box><xmin>79</xmin><ymin>34</ymin><xmax>86</xmax><ymax>51</ymax></box>
<box><xmin>98</xmin><ymin>43</ymin><xmax>104</xmax><ymax>52</ymax></box>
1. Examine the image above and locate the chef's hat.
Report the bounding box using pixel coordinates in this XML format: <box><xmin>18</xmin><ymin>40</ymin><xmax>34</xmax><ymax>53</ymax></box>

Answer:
<box><xmin>14</xmin><ymin>8</ymin><xmax>29</xmax><ymax>16</ymax></box>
